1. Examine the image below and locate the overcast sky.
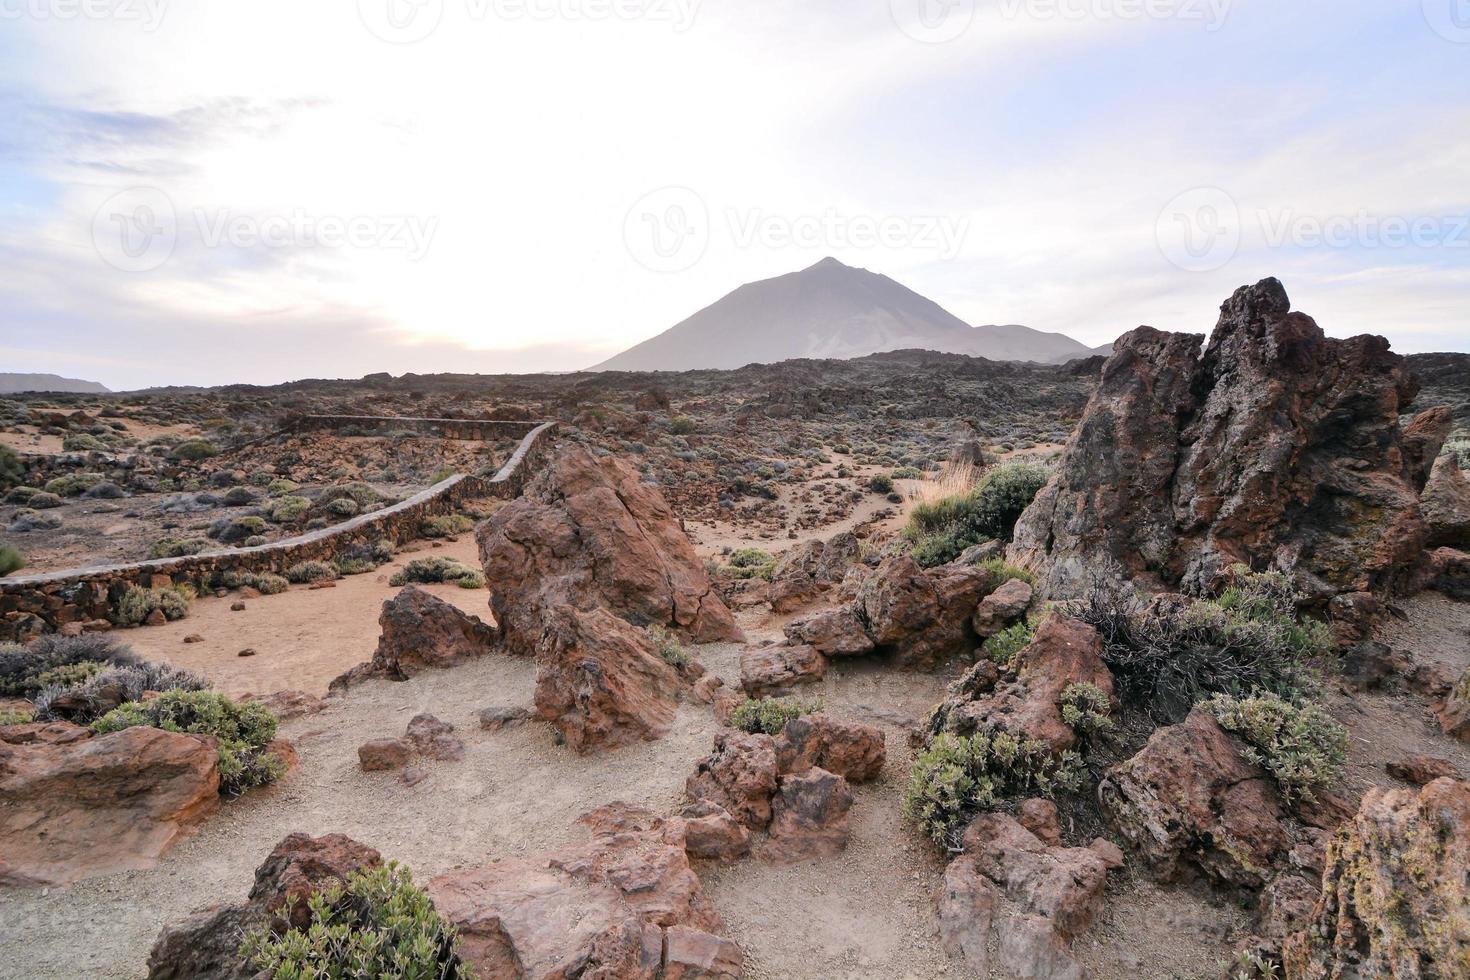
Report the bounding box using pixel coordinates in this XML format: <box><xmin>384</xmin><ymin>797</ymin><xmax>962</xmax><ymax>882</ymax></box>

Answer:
<box><xmin>1</xmin><ymin>0</ymin><xmax>1466</xmax><ymax>389</ymax></box>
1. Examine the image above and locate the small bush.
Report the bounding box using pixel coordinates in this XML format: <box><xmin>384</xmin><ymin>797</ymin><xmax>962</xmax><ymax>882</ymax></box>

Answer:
<box><xmin>0</xmin><ymin>545</ymin><xmax>23</xmax><ymax>577</ymax></box>
<box><xmin>271</xmin><ymin>495</ymin><xmax>312</xmax><ymax>523</ymax></box>
<box><xmin>904</xmin><ymin>463</ymin><xmax>1048</xmax><ymax>568</ymax></box>
<box><xmin>334</xmin><ymin>540</ymin><xmax>393</xmax><ymax>577</ymax></box>
<box><xmin>904</xmin><ymin>729</ymin><xmax>1084</xmax><ymax>846</ymax></box>
<box><xmin>267</xmin><ymin>478</ymin><xmax>301</xmax><ymax>497</ymax></box>
<box><xmin>420</xmin><ymin>514</ymin><xmax>474</xmax><ymax>539</ymax></box>
<box><xmin>212</xmin><ymin>569</ymin><xmax>290</xmax><ymax>595</ymax></box>
<box><xmin>43</xmin><ymin>473</ymin><xmax>103</xmax><ymax>497</ymax></box>
<box><xmin>222</xmin><ymin>486</ymin><xmax>256</xmax><ymax>506</ymax></box>
<box><xmin>973</xmin><ymin>558</ymin><xmax>1035</xmax><ymax>586</ymax></box>
<box><xmin>0</xmin><ymin>445</ymin><xmax>22</xmax><ymax>490</ymax></box>
<box><xmin>326</xmin><ymin>497</ymin><xmax>360</xmax><ymax>518</ymax></box>
<box><xmin>0</xmin><ymin>633</ymin><xmax>138</xmax><ymax>696</ymax></box>
<box><xmin>1060</xmin><ymin>682</ymin><xmax>1115</xmax><ymax>740</ymax></box>
<box><xmin>171</xmin><ymin>439</ymin><xmax>219</xmax><ymax>461</ymax></box>
<box><xmin>725</xmin><ymin>547</ymin><xmax>777</xmax><ymax>581</ymax></box>
<box><xmin>209</xmin><ymin>515</ymin><xmax>267</xmax><ymax>543</ymax></box>
<box><xmin>1205</xmin><ymin>691</ymin><xmax>1347</xmax><ymax>804</ymax></box>
<box><xmin>117</xmin><ymin>585</ymin><xmax>192</xmax><ymax>625</ymax></box>
<box><xmin>239</xmin><ymin>863</ymin><xmax>471</xmax><ymax>978</ymax></box>
<box><xmin>647</xmin><ymin>625</ymin><xmax>689</xmax><ymax>668</ymax></box>
<box><xmin>1071</xmin><ymin>569</ymin><xmax>1333</xmax><ymax>722</ymax></box>
<box><xmin>731</xmin><ymin>696</ymin><xmax>820</xmax><ymax>735</ymax></box>
<box><xmin>285</xmin><ymin>560</ymin><xmax>338</xmax><ymax>584</ymax></box>
<box><xmin>891</xmin><ymin>466</ymin><xmax>922</xmax><ymax>480</ymax></box>
<box><xmin>868</xmin><ymin>474</ymin><xmax>894</xmax><ymax>494</ymax></box>
<box><xmin>389</xmin><ymin>556</ymin><xmax>481</xmax><ymax>588</ymax></box>
<box><xmin>62</xmin><ymin>433</ymin><xmax>108</xmax><ymax>452</ymax></box>
<box><xmin>0</xmin><ymin>706</ymin><xmax>35</xmax><ymax>726</ymax></box>
<box><xmin>148</xmin><ymin>537</ymin><xmax>212</xmax><ymax>560</ymax></box>
<box><xmin>669</xmin><ymin>416</ymin><xmax>697</xmax><ymax>435</ymax></box>
<box><xmin>26</xmin><ymin>491</ymin><xmax>63</xmax><ymax>509</ymax></box>
<box><xmin>983</xmin><ymin>621</ymin><xmax>1034</xmax><ymax>671</ymax></box>
<box><xmin>94</xmin><ymin>690</ymin><xmax>284</xmax><ymax>795</ymax></box>
<box><xmin>34</xmin><ymin>660</ymin><xmax>208</xmax><ymax>723</ymax></box>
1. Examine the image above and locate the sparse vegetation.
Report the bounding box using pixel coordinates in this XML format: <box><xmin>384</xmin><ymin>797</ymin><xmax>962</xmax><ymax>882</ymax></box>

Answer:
<box><xmin>239</xmin><ymin>863</ymin><xmax>472</xmax><ymax>978</ymax></box>
<box><xmin>0</xmin><ymin>706</ymin><xmax>35</xmax><ymax>726</ymax></box>
<box><xmin>271</xmin><ymin>495</ymin><xmax>313</xmax><ymax>522</ymax></box>
<box><xmin>0</xmin><ymin>444</ymin><xmax>23</xmax><ymax>490</ymax></box>
<box><xmin>390</xmin><ymin>556</ymin><xmax>483</xmax><ymax>588</ymax></box>
<box><xmin>93</xmin><ymin>690</ymin><xmax>285</xmax><ymax>795</ymax></box>
<box><xmin>646</xmin><ymin>624</ymin><xmax>690</xmax><ymax>667</ymax></box>
<box><xmin>904</xmin><ymin>728</ymin><xmax>1085</xmax><ymax>846</ymax></box>
<box><xmin>147</xmin><ymin>536</ymin><xmax>212</xmax><ymax>560</ymax></box>
<box><xmin>116</xmin><ymin>584</ymin><xmax>193</xmax><ymax>625</ymax></box>
<box><xmin>982</xmin><ymin>620</ymin><xmax>1034</xmax><ymax>670</ymax></box>
<box><xmin>731</xmin><ymin>696</ymin><xmax>820</xmax><ymax>735</ymax></box>
<box><xmin>0</xmin><ymin>545</ymin><xmax>23</xmax><ymax>577</ymax></box>
<box><xmin>170</xmin><ymin>439</ymin><xmax>219</xmax><ymax>461</ymax></box>
<box><xmin>1060</xmin><ymin>682</ymin><xmax>1115</xmax><ymax>740</ymax></box>
<box><xmin>213</xmin><ymin>569</ymin><xmax>290</xmax><ymax>594</ymax></box>
<box><xmin>44</xmin><ymin>473</ymin><xmax>103</xmax><ymax>497</ymax></box>
<box><xmin>420</xmin><ymin>514</ymin><xmax>474</xmax><ymax>538</ymax></box>
<box><xmin>724</xmin><ymin>547</ymin><xmax>777</xmax><ymax>581</ymax></box>
<box><xmin>904</xmin><ymin>462</ymin><xmax>1048</xmax><ymax>567</ymax></box>
<box><xmin>285</xmin><ymin>560</ymin><xmax>339</xmax><ymax>584</ymax></box>
<box><xmin>1205</xmin><ymin>690</ymin><xmax>1347</xmax><ymax>804</ymax></box>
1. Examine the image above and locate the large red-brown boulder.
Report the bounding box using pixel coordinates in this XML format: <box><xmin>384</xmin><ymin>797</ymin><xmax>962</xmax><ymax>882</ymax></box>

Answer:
<box><xmin>773</xmin><ymin>713</ymin><xmax>885</xmax><ymax>783</ymax></box>
<box><xmin>477</xmin><ymin>444</ymin><xmax>742</xmax><ymax>655</ymax></box>
<box><xmin>1281</xmin><ymin>778</ymin><xmax>1470</xmax><ymax>979</ymax></box>
<box><xmin>855</xmin><ymin>556</ymin><xmax>994</xmax><ymax>669</ymax></box>
<box><xmin>1012</xmin><ymin>279</ymin><xmax>1446</xmax><ymax>599</ymax></box>
<box><xmin>1099</xmin><ymin>707</ymin><xmax>1287</xmax><ymax>888</ymax></box>
<box><xmin>371</xmin><ymin>585</ymin><xmax>499</xmax><ymax>678</ymax></box>
<box><xmin>738</xmin><ymin>643</ymin><xmax>826</xmax><ymax>698</ymax></box>
<box><xmin>685</xmin><ymin>731</ymin><xmax>780</xmax><ymax>830</ymax></box>
<box><xmin>1422</xmin><ymin>453</ymin><xmax>1470</xmax><ymax>548</ymax></box>
<box><xmin>0</xmin><ymin>726</ymin><xmax>220</xmax><ymax>887</ymax></box>
<box><xmin>763</xmin><ymin>767</ymin><xmax>853</xmax><ymax>863</ymax></box>
<box><xmin>147</xmin><ymin>833</ymin><xmax>382</xmax><ymax>979</ymax></box>
<box><xmin>927</xmin><ymin>616</ymin><xmax>1113</xmax><ymax>754</ymax></box>
<box><xmin>534</xmin><ymin>603</ymin><xmax>683</xmax><ymax>753</ymax></box>
<box><xmin>428</xmin><ymin>804</ymin><xmax>737</xmax><ymax>980</ymax></box>
<box><xmin>782</xmin><ymin>606</ymin><xmax>874</xmax><ymax>657</ymax></box>
<box><xmin>766</xmin><ymin>532</ymin><xmax>860</xmax><ymax>614</ymax></box>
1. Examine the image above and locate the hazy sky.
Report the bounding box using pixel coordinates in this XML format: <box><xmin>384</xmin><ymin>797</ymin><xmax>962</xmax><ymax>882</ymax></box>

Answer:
<box><xmin>1</xmin><ymin>0</ymin><xmax>1466</xmax><ymax>389</ymax></box>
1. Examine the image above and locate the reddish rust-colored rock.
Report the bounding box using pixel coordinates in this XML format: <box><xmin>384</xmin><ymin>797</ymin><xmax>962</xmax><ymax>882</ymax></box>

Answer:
<box><xmin>1281</xmin><ymin>778</ymin><xmax>1470</xmax><ymax>979</ymax></box>
<box><xmin>766</xmin><ymin>533</ymin><xmax>859</xmax><ymax>614</ymax></box>
<box><xmin>370</xmin><ymin>585</ymin><xmax>498</xmax><ymax>678</ymax></box>
<box><xmin>971</xmin><ymin>577</ymin><xmax>1033</xmax><ymax>638</ymax></box>
<box><xmin>404</xmin><ymin>713</ymin><xmax>465</xmax><ymax>761</ymax></box>
<box><xmin>534</xmin><ymin>602</ymin><xmax>683</xmax><ymax>753</ymax></box>
<box><xmin>357</xmin><ymin>737</ymin><xmax>412</xmax><ymax>771</ymax></box>
<box><xmin>1438</xmin><ymin>666</ymin><xmax>1470</xmax><ymax>742</ymax></box>
<box><xmin>1011</xmin><ymin>279</ymin><xmax>1444</xmax><ymax>599</ymax></box>
<box><xmin>686</xmin><ymin>731</ymin><xmax>780</xmax><ymax>830</ymax></box>
<box><xmin>0</xmin><ymin>726</ymin><xmax>219</xmax><ymax>887</ymax></box>
<box><xmin>1017</xmin><ymin>798</ymin><xmax>1062</xmax><ymax>847</ymax></box>
<box><xmin>1421</xmin><ymin>453</ymin><xmax>1470</xmax><ymax>548</ymax></box>
<box><xmin>763</xmin><ymin>767</ymin><xmax>853</xmax><ymax>863</ymax></box>
<box><xmin>147</xmin><ymin>833</ymin><xmax>382</xmax><ymax>980</ymax></box>
<box><xmin>738</xmin><ymin>643</ymin><xmax>826</xmax><ymax>698</ymax></box>
<box><xmin>477</xmin><ymin>444</ymin><xmax>742</xmax><ymax>656</ymax></box>
<box><xmin>1385</xmin><ymin>754</ymin><xmax>1458</xmax><ymax>786</ymax></box>
<box><xmin>679</xmin><ymin>800</ymin><xmax>751</xmax><ymax>862</ymax></box>
<box><xmin>782</xmin><ymin>606</ymin><xmax>874</xmax><ymax>657</ymax></box>
<box><xmin>1099</xmin><ymin>707</ymin><xmax>1287</xmax><ymax>888</ymax></box>
<box><xmin>928</xmin><ymin>615</ymin><xmax>1114</xmax><ymax>754</ymax></box>
<box><xmin>662</xmin><ymin>924</ymin><xmax>743</xmax><ymax>979</ymax></box>
<box><xmin>855</xmin><ymin>556</ymin><xmax>995</xmax><ymax>669</ymax></box>
<box><xmin>428</xmin><ymin>803</ymin><xmax>734</xmax><ymax>980</ymax></box>
<box><xmin>773</xmin><ymin>712</ymin><xmax>885</xmax><ymax>783</ymax></box>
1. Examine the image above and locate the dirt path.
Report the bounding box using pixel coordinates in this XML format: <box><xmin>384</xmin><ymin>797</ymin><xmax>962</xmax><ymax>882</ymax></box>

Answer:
<box><xmin>126</xmin><ymin>537</ymin><xmax>490</xmax><ymax>698</ymax></box>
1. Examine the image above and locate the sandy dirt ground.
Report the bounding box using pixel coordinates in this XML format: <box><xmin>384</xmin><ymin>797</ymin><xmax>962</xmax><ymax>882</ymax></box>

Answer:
<box><xmin>126</xmin><ymin>537</ymin><xmax>492</xmax><ymax>698</ymax></box>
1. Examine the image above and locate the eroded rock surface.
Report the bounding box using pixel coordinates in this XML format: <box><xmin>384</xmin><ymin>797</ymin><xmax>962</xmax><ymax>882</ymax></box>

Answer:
<box><xmin>773</xmin><ymin>712</ymin><xmax>885</xmax><ymax>783</ymax></box>
<box><xmin>1012</xmin><ymin>278</ymin><xmax>1446</xmax><ymax>599</ymax></box>
<box><xmin>685</xmin><ymin>731</ymin><xmax>780</xmax><ymax>830</ymax></box>
<box><xmin>372</xmin><ymin>585</ymin><xmax>499</xmax><ymax>678</ymax></box>
<box><xmin>1421</xmin><ymin>453</ymin><xmax>1470</xmax><ymax>548</ymax></box>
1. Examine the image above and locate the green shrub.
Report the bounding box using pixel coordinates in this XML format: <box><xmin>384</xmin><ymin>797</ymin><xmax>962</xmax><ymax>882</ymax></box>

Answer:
<box><xmin>239</xmin><ymin>863</ymin><xmax>471</xmax><ymax>978</ymax></box>
<box><xmin>43</xmin><ymin>473</ymin><xmax>103</xmax><ymax>497</ymax></box>
<box><xmin>222</xmin><ymin>486</ymin><xmax>256</xmax><ymax>506</ymax></box>
<box><xmin>1205</xmin><ymin>691</ymin><xmax>1347</xmax><ymax>804</ymax></box>
<box><xmin>891</xmin><ymin>466</ymin><xmax>922</xmax><ymax>480</ymax></box>
<box><xmin>983</xmin><ymin>621</ymin><xmax>1034</xmax><ymax>671</ymax></box>
<box><xmin>904</xmin><ymin>463</ymin><xmax>1048</xmax><ymax>568</ymax></box>
<box><xmin>389</xmin><ymin>557</ymin><xmax>481</xmax><ymax>588</ymax></box>
<box><xmin>0</xmin><ymin>706</ymin><xmax>35</xmax><ymax>726</ymax></box>
<box><xmin>117</xmin><ymin>585</ymin><xmax>192</xmax><ymax>625</ymax></box>
<box><xmin>271</xmin><ymin>495</ymin><xmax>312</xmax><ymax>523</ymax></box>
<box><xmin>647</xmin><ymin>625</ymin><xmax>689</xmax><ymax>668</ymax></box>
<box><xmin>25</xmin><ymin>491</ymin><xmax>63</xmax><ymax>509</ymax></box>
<box><xmin>1071</xmin><ymin>569</ymin><xmax>1333</xmax><ymax>722</ymax></box>
<box><xmin>326</xmin><ymin>497</ymin><xmax>360</xmax><ymax>518</ymax></box>
<box><xmin>268</xmin><ymin>478</ymin><xmax>301</xmax><ymax>497</ymax></box>
<box><xmin>731</xmin><ymin>696</ymin><xmax>820</xmax><ymax>735</ymax></box>
<box><xmin>725</xmin><ymin>547</ymin><xmax>777</xmax><ymax>581</ymax></box>
<box><xmin>454</xmin><ymin>570</ymin><xmax>486</xmax><ymax>589</ymax></box>
<box><xmin>3</xmin><ymin>484</ymin><xmax>38</xmax><ymax>504</ymax></box>
<box><xmin>0</xmin><ymin>545</ymin><xmax>23</xmax><ymax>577</ymax></box>
<box><xmin>868</xmin><ymin>474</ymin><xmax>894</xmax><ymax>494</ymax></box>
<box><xmin>285</xmin><ymin>560</ymin><xmax>338</xmax><ymax>584</ymax></box>
<box><xmin>94</xmin><ymin>690</ymin><xmax>283</xmax><ymax>795</ymax></box>
<box><xmin>420</xmin><ymin>514</ymin><xmax>474</xmax><ymax>539</ymax></box>
<box><xmin>903</xmin><ymin>729</ymin><xmax>1084</xmax><ymax>846</ymax></box>
<box><xmin>62</xmin><ymin>433</ymin><xmax>108</xmax><ymax>452</ymax></box>
<box><xmin>334</xmin><ymin>540</ymin><xmax>393</xmax><ymax>577</ymax></box>
<box><xmin>973</xmin><ymin>558</ymin><xmax>1035</xmax><ymax>586</ymax></box>
<box><xmin>0</xmin><ymin>445</ymin><xmax>22</xmax><ymax>490</ymax></box>
<box><xmin>148</xmin><ymin>537</ymin><xmax>212</xmax><ymax>560</ymax></box>
<box><xmin>1</xmin><ymin>633</ymin><xmax>137</xmax><ymax>696</ymax></box>
<box><xmin>213</xmin><ymin>569</ymin><xmax>290</xmax><ymax>595</ymax></box>
<box><xmin>1060</xmin><ymin>682</ymin><xmax>1115</xmax><ymax>740</ymax></box>
<box><xmin>171</xmin><ymin>439</ymin><xmax>219</xmax><ymax>461</ymax></box>
<box><xmin>669</xmin><ymin>416</ymin><xmax>697</xmax><ymax>435</ymax></box>
<box><xmin>26</xmin><ymin>650</ymin><xmax>208</xmax><ymax>724</ymax></box>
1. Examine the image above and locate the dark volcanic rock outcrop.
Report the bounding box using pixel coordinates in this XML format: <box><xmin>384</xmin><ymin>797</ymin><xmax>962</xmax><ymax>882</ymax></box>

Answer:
<box><xmin>1011</xmin><ymin>278</ymin><xmax>1446</xmax><ymax>599</ymax></box>
<box><xmin>477</xmin><ymin>444</ymin><xmax>742</xmax><ymax>655</ymax></box>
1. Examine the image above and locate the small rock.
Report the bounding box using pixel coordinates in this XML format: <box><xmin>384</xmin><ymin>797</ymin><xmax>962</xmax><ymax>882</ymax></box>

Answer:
<box><xmin>400</xmin><ymin>766</ymin><xmax>429</xmax><ymax>787</ymax></box>
<box><xmin>237</xmin><ymin>648</ymin><xmax>257</xmax><ymax>658</ymax></box>
<box><xmin>739</xmin><ymin>643</ymin><xmax>826</xmax><ymax>698</ymax></box>
<box><xmin>680</xmin><ymin>800</ymin><xmax>751</xmax><ymax>862</ymax></box>
<box><xmin>1386</xmin><ymin>755</ymin><xmax>1458</xmax><ymax>786</ymax></box>
<box><xmin>230</xmin><ymin>601</ymin><xmax>246</xmax><ymax>612</ymax></box>
<box><xmin>358</xmin><ymin>738</ymin><xmax>412</xmax><ymax>771</ymax></box>
<box><xmin>144</xmin><ymin>609</ymin><xmax>167</xmax><ymax>627</ymax></box>
<box><xmin>763</xmin><ymin>768</ymin><xmax>853</xmax><ymax>863</ymax></box>
<box><xmin>404</xmin><ymin>714</ymin><xmax>464</xmax><ymax>762</ymax></box>
<box><xmin>1018</xmin><ymin>798</ymin><xmax>1062</xmax><ymax>847</ymax></box>
<box><xmin>1088</xmin><ymin>837</ymin><xmax>1125</xmax><ymax>870</ymax></box>
<box><xmin>182</xmin><ymin>634</ymin><xmax>203</xmax><ymax>644</ymax></box>
<box><xmin>478</xmin><ymin>705</ymin><xmax>534</xmax><ymax>732</ymax></box>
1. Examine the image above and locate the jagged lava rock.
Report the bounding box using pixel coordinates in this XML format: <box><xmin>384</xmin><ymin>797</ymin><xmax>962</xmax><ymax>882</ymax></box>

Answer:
<box><xmin>1</xmin><ymin>726</ymin><xmax>219</xmax><ymax>887</ymax></box>
<box><xmin>1011</xmin><ymin>278</ymin><xmax>1446</xmax><ymax>599</ymax></box>
<box><xmin>738</xmin><ymin>643</ymin><xmax>826</xmax><ymax>698</ymax></box>
<box><xmin>1422</xmin><ymin>453</ymin><xmax>1470</xmax><ymax>547</ymax></box>
<box><xmin>855</xmin><ymin>555</ymin><xmax>994</xmax><ymax>669</ymax></box>
<box><xmin>686</xmin><ymin>731</ymin><xmax>780</xmax><ymax>830</ymax></box>
<box><xmin>763</xmin><ymin>767</ymin><xmax>853</xmax><ymax>863</ymax></box>
<box><xmin>773</xmin><ymin>712</ymin><xmax>885</xmax><ymax>783</ymax></box>
<box><xmin>477</xmin><ymin>444</ymin><xmax>742</xmax><ymax>655</ymax></box>
<box><xmin>371</xmin><ymin>585</ymin><xmax>498</xmax><ymax>679</ymax></box>
<box><xmin>782</xmin><ymin>606</ymin><xmax>874</xmax><ymax>657</ymax></box>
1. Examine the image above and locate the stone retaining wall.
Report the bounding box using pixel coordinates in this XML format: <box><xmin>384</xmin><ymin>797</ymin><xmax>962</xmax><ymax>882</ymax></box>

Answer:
<box><xmin>287</xmin><ymin>415</ymin><xmax>541</xmax><ymax>441</ymax></box>
<box><xmin>0</xmin><ymin>421</ymin><xmax>557</xmax><ymax>642</ymax></box>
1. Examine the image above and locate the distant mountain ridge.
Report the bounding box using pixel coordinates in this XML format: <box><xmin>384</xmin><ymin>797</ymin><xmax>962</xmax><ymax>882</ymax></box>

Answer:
<box><xmin>0</xmin><ymin>373</ymin><xmax>109</xmax><ymax>394</ymax></box>
<box><xmin>593</xmin><ymin>257</ymin><xmax>1098</xmax><ymax>371</ymax></box>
